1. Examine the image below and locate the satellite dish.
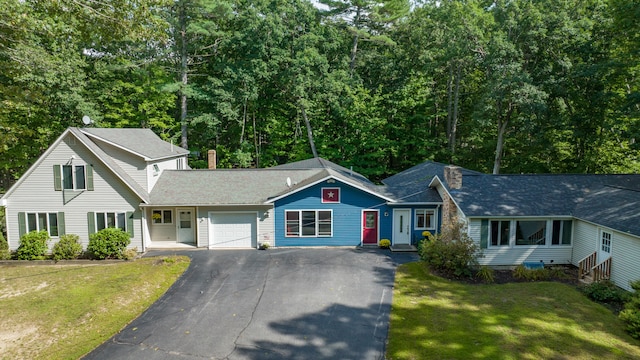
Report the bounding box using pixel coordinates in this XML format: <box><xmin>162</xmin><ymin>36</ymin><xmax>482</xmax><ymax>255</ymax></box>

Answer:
<box><xmin>286</xmin><ymin>177</ymin><xmax>292</xmax><ymax>188</ymax></box>
<box><xmin>82</xmin><ymin>115</ymin><xmax>93</xmax><ymax>125</ymax></box>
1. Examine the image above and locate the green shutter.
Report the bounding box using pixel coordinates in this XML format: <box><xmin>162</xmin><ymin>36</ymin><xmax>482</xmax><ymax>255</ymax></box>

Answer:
<box><xmin>18</xmin><ymin>212</ymin><xmax>26</xmax><ymax>238</ymax></box>
<box><xmin>126</xmin><ymin>211</ymin><xmax>134</xmax><ymax>238</ymax></box>
<box><xmin>87</xmin><ymin>212</ymin><xmax>95</xmax><ymax>236</ymax></box>
<box><xmin>58</xmin><ymin>212</ymin><xmax>66</xmax><ymax>236</ymax></box>
<box><xmin>480</xmin><ymin>219</ymin><xmax>488</xmax><ymax>249</ymax></box>
<box><xmin>53</xmin><ymin>165</ymin><xmax>62</xmax><ymax>191</ymax></box>
<box><xmin>86</xmin><ymin>165</ymin><xmax>94</xmax><ymax>191</ymax></box>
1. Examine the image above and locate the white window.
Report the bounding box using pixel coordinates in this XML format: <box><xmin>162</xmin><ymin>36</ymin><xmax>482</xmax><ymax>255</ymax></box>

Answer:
<box><xmin>490</xmin><ymin>220</ymin><xmax>510</xmax><ymax>246</ymax></box>
<box><xmin>515</xmin><ymin>220</ymin><xmax>547</xmax><ymax>246</ymax></box>
<box><xmin>177</xmin><ymin>158</ymin><xmax>185</xmax><ymax>170</ymax></box>
<box><xmin>601</xmin><ymin>231</ymin><xmax>612</xmax><ymax>254</ymax></box>
<box><xmin>26</xmin><ymin>212</ymin><xmax>59</xmax><ymax>237</ymax></box>
<box><xmin>551</xmin><ymin>220</ymin><xmax>572</xmax><ymax>245</ymax></box>
<box><xmin>285</xmin><ymin>210</ymin><xmax>332</xmax><ymax>237</ymax></box>
<box><xmin>62</xmin><ymin>164</ymin><xmax>86</xmax><ymax>190</ymax></box>
<box><xmin>415</xmin><ymin>209</ymin><xmax>435</xmax><ymax>230</ymax></box>
<box><xmin>152</xmin><ymin>210</ymin><xmax>173</xmax><ymax>224</ymax></box>
<box><xmin>95</xmin><ymin>212</ymin><xmax>127</xmax><ymax>232</ymax></box>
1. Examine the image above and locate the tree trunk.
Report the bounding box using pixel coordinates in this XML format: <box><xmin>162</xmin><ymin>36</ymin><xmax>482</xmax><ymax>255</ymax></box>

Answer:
<box><xmin>299</xmin><ymin>102</ymin><xmax>318</xmax><ymax>158</ymax></box>
<box><xmin>179</xmin><ymin>2</ymin><xmax>188</xmax><ymax>150</ymax></box>
<box><xmin>349</xmin><ymin>7</ymin><xmax>362</xmax><ymax>77</ymax></box>
<box><xmin>450</xmin><ymin>62</ymin><xmax>461</xmax><ymax>156</ymax></box>
<box><xmin>446</xmin><ymin>64</ymin><xmax>453</xmax><ymax>149</ymax></box>
<box><xmin>493</xmin><ymin>104</ymin><xmax>513</xmax><ymax>174</ymax></box>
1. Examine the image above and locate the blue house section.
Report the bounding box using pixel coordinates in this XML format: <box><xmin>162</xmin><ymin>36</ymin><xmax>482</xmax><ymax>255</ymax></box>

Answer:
<box><xmin>274</xmin><ymin>179</ymin><xmax>392</xmax><ymax>246</ymax></box>
<box><xmin>387</xmin><ymin>205</ymin><xmax>442</xmax><ymax>245</ymax></box>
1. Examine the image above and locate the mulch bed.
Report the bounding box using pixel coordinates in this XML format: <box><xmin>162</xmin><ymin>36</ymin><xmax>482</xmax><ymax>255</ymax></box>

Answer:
<box><xmin>433</xmin><ymin>265</ymin><xmax>581</xmax><ymax>286</ymax></box>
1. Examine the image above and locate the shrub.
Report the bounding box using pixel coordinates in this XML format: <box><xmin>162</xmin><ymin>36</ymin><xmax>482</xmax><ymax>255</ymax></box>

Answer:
<box><xmin>122</xmin><ymin>247</ymin><xmax>138</xmax><ymax>260</ymax></box>
<box><xmin>87</xmin><ymin>228</ymin><xmax>131</xmax><ymax>260</ymax></box>
<box><xmin>379</xmin><ymin>239</ymin><xmax>391</xmax><ymax>248</ymax></box>
<box><xmin>513</xmin><ymin>265</ymin><xmax>550</xmax><ymax>281</ymax></box>
<box><xmin>620</xmin><ymin>280</ymin><xmax>640</xmax><ymax>339</ymax></box>
<box><xmin>0</xmin><ymin>231</ymin><xmax>10</xmax><ymax>260</ymax></box>
<box><xmin>52</xmin><ymin>234</ymin><xmax>83</xmax><ymax>261</ymax></box>
<box><xmin>419</xmin><ymin>221</ymin><xmax>480</xmax><ymax>278</ymax></box>
<box><xmin>476</xmin><ymin>266</ymin><xmax>495</xmax><ymax>283</ymax></box>
<box><xmin>15</xmin><ymin>230</ymin><xmax>50</xmax><ymax>260</ymax></box>
<box><xmin>581</xmin><ymin>280</ymin><xmax>629</xmax><ymax>303</ymax></box>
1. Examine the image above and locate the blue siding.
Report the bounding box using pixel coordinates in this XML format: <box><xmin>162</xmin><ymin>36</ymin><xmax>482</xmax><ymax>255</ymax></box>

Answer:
<box><xmin>274</xmin><ymin>180</ymin><xmax>391</xmax><ymax>246</ymax></box>
<box><xmin>387</xmin><ymin>205</ymin><xmax>441</xmax><ymax>245</ymax></box>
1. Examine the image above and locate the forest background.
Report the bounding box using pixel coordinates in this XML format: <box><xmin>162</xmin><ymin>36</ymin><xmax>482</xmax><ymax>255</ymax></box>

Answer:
<box><xmin>1</xmin><ymin>0</ymin><xmax>639</xmax><ymax>192</ymax></box>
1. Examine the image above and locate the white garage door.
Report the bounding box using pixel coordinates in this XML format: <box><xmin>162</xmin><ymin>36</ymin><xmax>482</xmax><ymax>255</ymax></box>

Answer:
<box><xmin>209</xmin><ymin>212</ymin><xmax>257</xmax><ymax>248</ymax></box>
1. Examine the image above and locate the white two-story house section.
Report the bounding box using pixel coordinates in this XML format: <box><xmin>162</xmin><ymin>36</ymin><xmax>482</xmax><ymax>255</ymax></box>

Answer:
<box><xmin>0</xmin><ymin>127</ymin><xmax>188</xmax><ymax>252</ymax></box>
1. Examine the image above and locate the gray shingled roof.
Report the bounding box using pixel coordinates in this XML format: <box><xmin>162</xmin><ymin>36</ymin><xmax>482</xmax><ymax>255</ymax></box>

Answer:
<box><xmin>271</xmin><ymin>157</ymin><xmax>373</xmax><ymax>185</ymax></box>
<box><xmin>70</xmin><ymin>128</ymin><xmax>150</xmax><ymax>203</ymax></box>
<box><xmin>573</xmin><ymin>182</ymin><xmax>640</xmax><ymax>236</ymax></box>
<box><xmin>452</xmin><ymin>174</ymin><xmax>640</xmax><ymax>236</ymax></box>
<box><xmin>149</xmin><ymin>169</ymin><xmax>324</xmax><ymax>205</ymax></box>
<box><xmin>81</xmin><ymin>128</ymin><xmax>189</xmax><ymax>161</ymax></box>
<box><xmin>381</xmin><ymin>161</ymin><xmax>479</xmax><ymax>203</ymax></box>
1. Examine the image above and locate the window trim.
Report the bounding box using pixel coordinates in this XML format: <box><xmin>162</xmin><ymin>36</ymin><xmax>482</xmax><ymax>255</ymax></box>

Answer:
<box><xmin>62</xmin><ymin>164</ymin><xmax>87</xmax><ymax>191</ymax></box>
<box><xmin>489</xmin><ymin>220</ymin><xmax>511</xmax><ymax>247</ymax></box>
<box><xmin>483</xmin><ymin>219</ymin><xmax>573</xmax><ymax>248</ymax></box>
<box><xmin>95</xmin><ymin>211</ymin><xmax>127</xmax><ymax>232</ymax></box>
<box><xmin>152</xmin><ymin>209</ymin><xmax>173</xmax><ymax>225</ymax></box>
<box><xmin>321</xmin><ymin>187</ymin><xmax>340</xmax><ymax>203</ymax></box>
<box><xmin>284</xmin><ymin>210</ymin><xmax>333</xmax><ymax>237</ymax></box>
<box><xmin>414</xmin><ymin>209</ymin><xmax>436</xmax><ymax>230</ymax></box>
<box><xmin>25</xmin><ymin>212</ymin><xmax>60</xmax><ymax>237</ymax></box>
<box><xmin>601</xmin><ymin>231</ymin><xmax>612</xmax><ymax>254</ymax></box>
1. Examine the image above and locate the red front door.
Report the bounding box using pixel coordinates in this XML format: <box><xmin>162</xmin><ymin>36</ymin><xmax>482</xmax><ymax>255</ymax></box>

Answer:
<box><xmin>362</xmin><ymin>211</ymin><xmax>378</xmax><ymax>244</ymax></box>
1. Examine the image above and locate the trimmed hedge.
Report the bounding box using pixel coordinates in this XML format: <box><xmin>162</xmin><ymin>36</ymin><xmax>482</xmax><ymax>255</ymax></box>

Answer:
<box><xmin>87</xmin><ymin>228</ymin><xmax>131</xmax><ymax>260</ymax></box>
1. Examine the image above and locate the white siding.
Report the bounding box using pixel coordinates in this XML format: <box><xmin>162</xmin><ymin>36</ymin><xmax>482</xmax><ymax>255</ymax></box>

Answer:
<box><xmin>573</xmin><ymin>220</ymin><xmax>640</xmax><ymax>292</ymax></box>
<box><xmin>611</xmin><ymin>231</ymin><xmax>640</xmax><ymax>292</ymax></box>
<box><xmin>196</xmin><ymin>206</ymin><xmax>274</xmax><ymax>248</ymax></box>
<box><xmin>4</xmin><ymin>134</ymin><xmax>144</xmax><ymax>251</ymax></box>
<box><xmin>571</xmin><ymin>220</ymin><xmax>598</xmax><ymax>264</ymax></box>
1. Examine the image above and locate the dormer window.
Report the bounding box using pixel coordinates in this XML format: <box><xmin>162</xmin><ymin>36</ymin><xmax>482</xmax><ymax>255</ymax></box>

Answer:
<box><xmin>54</xmin><ymin>164</ymin><xmax>93</xmax><ymax>191</ymax></box>
<box><xmin>153</xmin><ymin>164</ymin><xmax>160</xmax><ymax>176</ymax></box>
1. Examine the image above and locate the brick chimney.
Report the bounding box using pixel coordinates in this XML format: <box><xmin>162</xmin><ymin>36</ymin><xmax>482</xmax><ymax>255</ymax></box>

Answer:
<box><xmin>443</xmin><ymin>165</ymin><xmax>462</xmax><ymax>189</ymax></box>
<box><xmin>207</xmin><ymin>150</ymin><xmax>217</xmax><ymax>169</ymax></box>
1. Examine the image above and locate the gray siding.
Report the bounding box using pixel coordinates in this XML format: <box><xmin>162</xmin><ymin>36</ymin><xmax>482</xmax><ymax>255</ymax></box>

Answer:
<box><xmin>5</xmin><ymin>134</ymin><xmax>143</xmax><ymax>251</ymax></box>
<box><xmin>197</xmin><ymin>206</ymin><xmax>274</xmax><ymax>248</ymax></box>
<box><xmin>90</xmin><ymin>139</ymin><xmax>148</xmax><ymax>192</ymax></box>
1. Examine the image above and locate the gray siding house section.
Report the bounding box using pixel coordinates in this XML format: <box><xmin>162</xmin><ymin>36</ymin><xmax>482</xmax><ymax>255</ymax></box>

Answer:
<box><xmin>2</xmin><ymin>130</ymin><xmax>145</xmax><ymax>250</ymax></box>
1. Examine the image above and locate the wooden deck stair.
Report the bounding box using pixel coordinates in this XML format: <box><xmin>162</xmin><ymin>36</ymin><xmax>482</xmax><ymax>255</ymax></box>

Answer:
<box><xmin>578</xmin><ymin>251</ymin><xmax>612</xmax><ymax>284</ymax></box>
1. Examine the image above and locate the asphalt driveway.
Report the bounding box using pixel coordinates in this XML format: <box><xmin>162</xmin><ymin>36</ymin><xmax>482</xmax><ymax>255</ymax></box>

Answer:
<box><xmin>84</xmin><ymin>248</ymin><xmax>418</xmax><ymax>360</ymax></box>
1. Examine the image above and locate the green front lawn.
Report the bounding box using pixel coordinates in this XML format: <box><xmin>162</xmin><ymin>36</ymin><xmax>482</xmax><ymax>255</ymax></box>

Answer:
<box><xmin>0</xmin><ymin>256</ymin><xmax>190</xmax><ymax>359</ymax></box>
<box><xmin>387</xmin><ymin>262</ymin><xmax>640</xmax><ymax>360</ymax></box>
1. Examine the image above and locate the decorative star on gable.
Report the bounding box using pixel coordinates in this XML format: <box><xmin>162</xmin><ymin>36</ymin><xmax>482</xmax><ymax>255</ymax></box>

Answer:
<box><xmin>322</xmin><ymin>188</ymin><xmax>340</xmax><ymax>203</ymax></box>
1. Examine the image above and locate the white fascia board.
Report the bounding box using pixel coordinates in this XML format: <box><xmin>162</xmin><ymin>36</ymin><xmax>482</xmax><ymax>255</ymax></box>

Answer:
<box><xmin>1</xmin><ymin>128</ymin><xmax>73</xmax><ymax>201</ymax></box>
<box><xmin>572</xmin><ymin>216</ymin><xmax>640</xmax><ymax>239</ymax></box>
<box><xmin>265</xmin><ymin>175</ymin><xmax>394</xmax><ymax>204</ymax></box>
<box><xmin>141</xmin><ymin>203</ymin><xmax>272</xmax><ymax>207</ymax></box>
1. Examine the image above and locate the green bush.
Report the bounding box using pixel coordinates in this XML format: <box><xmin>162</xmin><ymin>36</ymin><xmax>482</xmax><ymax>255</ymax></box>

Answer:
<box><xmin>581</xmin><ymin>280</ymin><xmax>629</xmax><ymax>303</ymax></box>
<box><xmin>379</xmin><ymin>239</ymin><xmax>391</xmax><ymax>248</ymax></box>
<box><xmin>620</xmin><ymin>280</ymin><xmax>640</xmax><ymax>339</ymax></box>
<box><xmin>52</xmin><ymin>234</ymin><xmax>83</xmax><ymax>261</ymax></box>
<box><xmin>87</xmin><ymin>228</ymin><xmax>131</xmax><ymax>260</ymax></box>
<box><xmin>419</xmin><ymin>221</ymin><xmax>480</xmax><ymax>278</ymax></box>
<box><xmin>513</xmin><ymin>266</ymin><xmax>551</xmax><ymax>281</ymax></box>
<box><xmin>0</xmin><ymin>231</ymin><xmax>10</xmax><ymax>260</ymax></box>
<box><xmin>476</xmin><ymin>266</ymin><xmax>495</xmax><ymax>283</ymax></box>
<box><xmin>15</xmin><ymin>230</ymin><xmax>50</xmax><ymax>260</ymax></box>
